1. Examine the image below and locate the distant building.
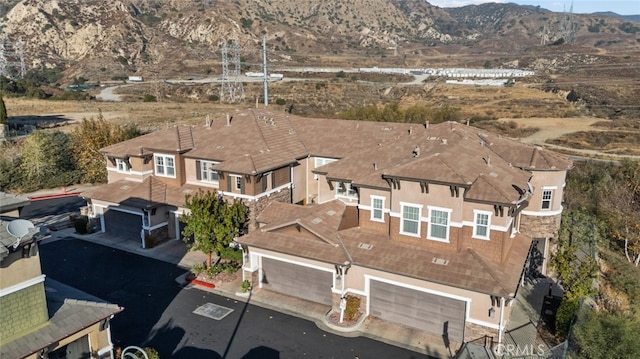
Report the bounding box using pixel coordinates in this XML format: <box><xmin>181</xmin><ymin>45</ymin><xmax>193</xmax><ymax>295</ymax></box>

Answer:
<box><xmin>0</xmin><ymin>210</ymin><xmax>123</xmax><ymax>359</ymax></box>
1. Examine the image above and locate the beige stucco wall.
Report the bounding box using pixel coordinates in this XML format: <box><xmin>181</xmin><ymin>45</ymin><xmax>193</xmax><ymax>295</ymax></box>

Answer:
<box><xmin>0</xmin><ymin>248</ymin><xmax>43</xmax><ymax>289</ymax></box>
<box><xmin>245</xmin><ymin>247</ymin><xmax>511</xmax><ymax>333</ymax></box>
<box><xmin>106</xmin><ymin>156</ymin><xmax>151</xmax><ymax>183</ymax></box>
<box><xmin>527</xmin><ymin>170</ymin><xmax>567</xmax><ymax>213</ymax></box>
<box><xmin>292</xmin><ymin>158</ymin><xmax>308</xmax><ymax>204</ymax></box>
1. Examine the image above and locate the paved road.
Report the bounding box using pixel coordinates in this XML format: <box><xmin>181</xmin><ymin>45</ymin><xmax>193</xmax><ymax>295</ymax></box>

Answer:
<box><xmin>21</xmin><ymin>196</ymin><xmax>85</xmax><ymax>218</ymax></box>
<box><xmin>39</xmin><ymin>239</ymin><xmax>425</xmax><ymax>359</ymax></box>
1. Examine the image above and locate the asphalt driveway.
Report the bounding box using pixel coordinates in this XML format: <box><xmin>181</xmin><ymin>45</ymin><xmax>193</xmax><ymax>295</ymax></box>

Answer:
<box><xmin>40</xmin><ymin>238</ymin><xmax>427</xmax><ymax>359</ymax></box>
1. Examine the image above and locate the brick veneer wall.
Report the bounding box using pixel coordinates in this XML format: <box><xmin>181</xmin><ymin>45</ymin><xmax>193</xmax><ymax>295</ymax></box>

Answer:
<box><xmin>520</xmin><ymin>214</ymin><xmax>562</xmax><ymax>239</ymax></box>
<box><xmin>246</xmin><ymin>188</ymin><xmax>291</xmax><ymax>232</ymax></box>
<box><xmin>464</xmin><ymin>321</ymin><xmax>498</xmax><ymax>345</ymax></box>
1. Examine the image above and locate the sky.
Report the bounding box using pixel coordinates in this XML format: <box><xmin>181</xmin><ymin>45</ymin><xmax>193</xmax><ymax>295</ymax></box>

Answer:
<box><xmin>427</xmin><ymin>1</ymin><xmax>640</xmax><ymax>15</ymax></box>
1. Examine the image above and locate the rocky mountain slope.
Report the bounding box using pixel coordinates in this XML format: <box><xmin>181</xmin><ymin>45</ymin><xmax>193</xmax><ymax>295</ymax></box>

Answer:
<box><xmin>0</xmin><ymin>0</ymin><xmax>638</xmax><ymax>82</ymax></box>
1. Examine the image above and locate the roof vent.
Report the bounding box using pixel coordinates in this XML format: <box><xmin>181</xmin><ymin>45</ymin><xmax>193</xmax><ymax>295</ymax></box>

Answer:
<box><xmin>432</xmin><ymin>257</ymin><xmax>449</xmax><ymax>266</ymax></box>
<box><xmin>326</xmin><ymin>210</ymin><xmax>336</xmax><ymax>216</ymax></box>
<box><xmin>441</xmin><ymin>139</ymin><xmax>448</xmax><ymax>145</ymax></box>
<box><xmin>311</xmin><ymin>217</ymin><xmax>323</xmax><ymax>224</ymax></box>
<box><xmin>412</xmin><ymin>146</ymin><xmax>420</xmax><ymax>157</ymax></box>
<box><xmin>358</xmin><ymin>242</ymin><xmax>373</xmax><ymax>250</ymax></box>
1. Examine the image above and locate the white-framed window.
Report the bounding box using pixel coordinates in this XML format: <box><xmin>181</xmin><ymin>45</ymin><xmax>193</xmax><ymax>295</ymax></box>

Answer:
<box><xmin>428</xmin><ymin>207</ymin><xmax>451</xmax><ymax>242</ymax></box>
<box><xmin>400</xmin><ymin>203</ymin><xmax>422</xmax><ymax>237</ymax></box>
<box><xmin>314</xmin><ymin>157</ymin><xmax>337</xmax><ymax>168</ymax></box>
<box><xmin>200</xmin><ymin>160</ymin><xmax>219</xmax><ymax>184</ymax></box>
<box><xmin>371</xmin><ymin>196</ymin><xmax>385</xmax><ymax>222</ymax></box>
<box><xmin>115</xmin><ymin>158</ymin><xmax>131</xmax><ymax>173</ymax></box>
<box><xmin>541</xmin><ymin>189</ymin><xmax>553</xmax><ymax>210</ymax></box>
<box><xmin>336</xmin><ymin>182</ymin><xmax>357</xmax><ymax>198</ymax></box>
<box><xmin>473</xmin><ymin>210</ymin><xmax>491</xmax><ymax>240</ymax></box>
<box><xmin>154</xmin><ymin>154</ymin><xmax>175</xmax><ymax>178</ymax></box>
<box><xmin>233</xmin><ymin>175</ymin><xmax>242</xmax><ymax>190</ymax></box>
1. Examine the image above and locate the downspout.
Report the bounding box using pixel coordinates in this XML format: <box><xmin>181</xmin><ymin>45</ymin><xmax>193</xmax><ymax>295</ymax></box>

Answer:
<box><xmin>290</xmin><ymin>164</ymin><xmax>294</xmax><ymax>203</ymax></box>
<box><xmin>305</xmin><ymin>155</ymin><xmax>309</xmax><ymax>205</ymax></box>
<box><xmin>498</xmin><ymin>296</ymin><xmax>506</xmax><ymax>344</ymax></box>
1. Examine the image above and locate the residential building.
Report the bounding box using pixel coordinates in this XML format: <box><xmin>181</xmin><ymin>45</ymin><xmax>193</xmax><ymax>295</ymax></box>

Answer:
<box><xmin>0</xmin><ymin>213</ymin><xmax>123</xmax><ymax>359</ymax></box>
<box><xmin>83</xmin><ymin>109</ymin><xmax>571</xmax><ymax>345</ymax></box>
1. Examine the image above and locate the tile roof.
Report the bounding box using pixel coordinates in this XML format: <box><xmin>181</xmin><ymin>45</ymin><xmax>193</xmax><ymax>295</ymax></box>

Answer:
<box><xmin>82</xmin><ymin>177</ymin><xmax>203</xmax><ymax>208</ymax></box>
<box><xmin>238</xmin><ymin>201</ymin><xmax>351</xmax><ymax>265</ymax></box>
<box><xmin>315</xmin><ymin>122</ymin><xmax>532</xmax><ymax>204</ymax></box>
<box><xmin>238</xmin><ymin>200</ymin><xmax>530</xmax><ymax>297</ymax></box>
<box><xmin>100</xmin><ymin>109</ymin><xmax>571</xmax><ymax>180</ymax></box>
<box><xmin>0</xmin><ymin>278</ymin><xmax>122</xmax><ymax>359</ymax></box>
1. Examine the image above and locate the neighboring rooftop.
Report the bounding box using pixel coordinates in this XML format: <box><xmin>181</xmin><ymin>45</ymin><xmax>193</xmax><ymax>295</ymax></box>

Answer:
<box><xmin>0</xmin><ymin>278</ymin><xmax>123</xmax><ymax>359</ymax></box>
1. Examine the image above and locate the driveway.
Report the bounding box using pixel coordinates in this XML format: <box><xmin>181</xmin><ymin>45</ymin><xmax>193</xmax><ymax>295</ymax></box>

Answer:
<box><xmin>39</xmin><ymin>238</ymin><xmax>425</xmax><ymax>359</ymax></box>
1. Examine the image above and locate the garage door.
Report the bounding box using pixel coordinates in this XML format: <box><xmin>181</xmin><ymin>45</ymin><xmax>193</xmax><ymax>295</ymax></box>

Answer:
<box><xmin>370</xmin><ymin>280</ymin><xmax>466</xmax><ymax>341</ymax></box>
<box><xmin>103</xmin><ymin>208</ymin><xmax>142</xmax><ymax>241</ymax></box>
<box><xmin>261</xmin><ymin>258</ymin><xmax>332</xmax><ymax>306</ymax></box>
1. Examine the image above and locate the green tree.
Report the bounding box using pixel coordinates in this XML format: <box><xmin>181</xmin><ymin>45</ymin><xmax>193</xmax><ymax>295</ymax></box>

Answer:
<box><xmin>71</xmin><ymin>113</ymin><xmax>142</xmax><ymax>183</ymax></box>
<box><xmin>0</xmin><ymin>94</ymin><xmax>7</xmax><ymax>125</ymax></box>
<box><xmin>19</xmin><ymin>130</ymin><xmax>77</xmax><ymax>190</ymax></box>
<box><xmin>551</xmin><ymin>210</ymin><xmax>599</xmax><ymax>301</ymax></box>
<box><xmin>180</xmin><ymin>190</ymin><xmax>248</xmax><ymax>268</ymax></box>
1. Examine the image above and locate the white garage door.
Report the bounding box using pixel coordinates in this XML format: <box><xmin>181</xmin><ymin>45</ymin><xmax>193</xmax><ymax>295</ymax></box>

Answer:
<box><xmin>261</xmin><ymin>258</ymin><xmax>333</xmax><ymax>306</ymax></box>
<box><xmin>370</xmin><ymin>280</ymin><xmax>466</xmax><ymax>341</ymax></box>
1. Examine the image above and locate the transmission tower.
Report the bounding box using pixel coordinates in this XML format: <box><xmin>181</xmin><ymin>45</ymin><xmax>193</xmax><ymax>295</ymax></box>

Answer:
<box><xmin>560</xmin><ymin>1</ymin><xmax>577</xmax><ymax>44</ymax></box>
<box><xmin>0</xmin><ymin>37</ymin><xmax>26</xmax><ymax>79</ymax></box>
<box><xmin>220</xmin><ymin>39</ymin><xmax>245</xmax><ymax>103</ymax></box>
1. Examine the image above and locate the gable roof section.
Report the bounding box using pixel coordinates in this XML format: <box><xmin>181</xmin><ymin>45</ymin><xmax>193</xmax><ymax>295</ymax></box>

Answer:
<box><xmin>238</xmin><ymin>201</ymin><xmax>350</xmax><ymax>265</ymax></box>
<box><xmin>316</xmin><ymin>122</ymin><xmax>532</xmax><ymax>204</ymax></box>
<box><xmin>477</xmin><ymin>132</ymin><xmax>573</xmax><ymax>171</ymax></box>
<box><xmin>83</xmin><ymin>178</ymin><xmax>202</xmax><ymax>208</ymax></box>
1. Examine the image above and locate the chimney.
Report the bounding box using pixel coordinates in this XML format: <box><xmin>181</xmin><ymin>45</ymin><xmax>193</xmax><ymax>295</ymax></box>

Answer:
<box><xmin>408</xmin><ymin>127</ymin><xmax>413</xmax><ymax>135</ymax></box>
<box><xmin>424</xmin><ymin>121</ymin><xmax>429</xmax><ymax>129</ymax></box>
<box><xmin>485</xmin><ymin>156</ymin><xmax>491</xmax><ymax>166</ymax></box>
<box><xmin>373</xmin><ymin>162</ymin><xmax>378</xmax><ymax>171</ymax></box>
<box><xmin>412</xmin><ymin>146</ymin><xmax>420</xmax><ymax>157</ymax></box>
<box><xmin>226</xmin><ymin>113</ymin><xmax>230</xmax><ymax>126</ymax></box>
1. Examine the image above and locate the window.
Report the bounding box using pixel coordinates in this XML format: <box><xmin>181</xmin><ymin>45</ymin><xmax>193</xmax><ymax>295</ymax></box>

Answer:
<box><xmin>541</xmin><ymin>190</ymin><xmax>553</xmax><ymax>210</ymax></box>
<box><xmin>200</xmin><ymin>161</ymin><xmax>219</xmax><ymax>184</ymax></box>
<box><xmin>154</xmin><ymin>154</ymin><xmax>175</xmax><ymax>177</ymax></box>
<box><xmin>371</xmin><ymin>196</ymin><xmax>385</xmax><ymax>221</ymax></box>
<box><xmin>474</xmin><ymin>211</ymin><xmax>491</xmax><ymax>239</ymax></box>
<box><xmin>401</xmin><ymin>204</ymin><xmax>421</xmax><ymax>236</ymax></box>
<box><xmin>115</xmin><ymin>159</ymin><xmax>130</xmax><ymax>173</ymax></box>
<box><xmin>314</xmin><ymin>157</ymin><xmax>337</xmax><ymax>168</ymax></box>
<box><xmin>428</xmin><ymin>208</ymin><xmax>450</xmax><ymax>242</ymax></box>
<box><xmin>235</xmin><ymin>176</ymin><xmax>242</xmax><ymax>190</ymax></box>
<box><xmin>336</xmin><ymin>182</ymin><xmax>357</xmax><ymax>198</ymax></box>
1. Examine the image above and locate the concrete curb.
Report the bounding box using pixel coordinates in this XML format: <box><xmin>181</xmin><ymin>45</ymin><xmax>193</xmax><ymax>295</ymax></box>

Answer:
<box><xmin>29</xmin><ymin>192</ymin><xmax>82</xmax><ymax>200</ymax></box>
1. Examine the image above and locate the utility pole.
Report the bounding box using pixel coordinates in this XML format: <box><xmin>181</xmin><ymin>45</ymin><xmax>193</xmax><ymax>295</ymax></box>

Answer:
<box><xmin>262</xmin><ymin>35</ymin><xmax>268</xmax><ymax>106</ymax></box>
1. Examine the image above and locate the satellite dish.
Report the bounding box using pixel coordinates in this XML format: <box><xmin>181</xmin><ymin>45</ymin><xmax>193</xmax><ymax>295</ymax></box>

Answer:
<box><xmin>6</xmin><ymin>219</ymin><xmax>35</xmax><ymax>249</ymax></box>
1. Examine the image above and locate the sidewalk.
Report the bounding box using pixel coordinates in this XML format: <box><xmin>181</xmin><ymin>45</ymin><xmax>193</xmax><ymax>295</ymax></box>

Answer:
<box><xmin>43</xmin><ymin>227</ymin><xmax>455</xmax><ymax>358</ymax></box>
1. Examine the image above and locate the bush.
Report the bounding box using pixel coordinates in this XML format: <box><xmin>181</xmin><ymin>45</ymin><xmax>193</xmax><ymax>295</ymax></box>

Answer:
<box><xmin>143</xmin><ymin>94</ymin><xmax>157</xmax><ymax>102</ymax></box>
<box><xmin>220</xmin><ymin>247</ymin><xmax>242</xmax><ymax>263</ymax></box>
<box><xmin>73</xmin><ymin>215</ymin><xmax>89</xmax><ymax>234</ymax></box>
<box><xmin>208</xmin><ymin>94</ymin><xmax>219</xmax><ymax>102</ymax></box>
<box><xmin>555</xmin><ymin>296</ymin><xmax>579</xmax><ymax>337</ymax></box>
<box><xmin>275</xmin><ymin>98</ymin><xmax>286</xmax><ymax>105</ymax></box>
<box><xmin>344</xmin><ymin>294</ymin><xmax>361</xmax><ymax>321</ymax></box>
